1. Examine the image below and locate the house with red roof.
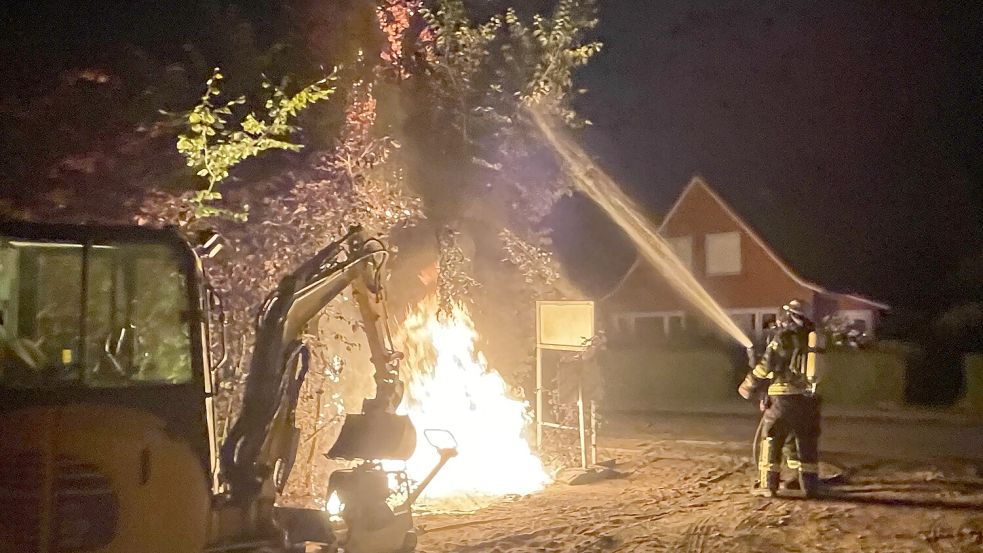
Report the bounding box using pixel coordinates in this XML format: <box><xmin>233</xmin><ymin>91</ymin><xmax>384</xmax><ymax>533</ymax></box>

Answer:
<box><xmin>602</xmin><ymin>176</ymin><xmax>889</xmax><ymax>343</ymax></box>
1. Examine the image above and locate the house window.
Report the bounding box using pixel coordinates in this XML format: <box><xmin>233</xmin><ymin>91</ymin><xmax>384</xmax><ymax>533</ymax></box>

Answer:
<box><xmin>667</xmin><ymin>314</ymin><xmax>685</xmax><ymax>336</ymax></box>
<box><xmin>762</xmin><ymin>313</ymin><xmax>777</xmax><ymax>330</ymax></box>
<box><xmin>666</xmin><ymin>235</ymin><xmax>693</xmax><ymax>270</ymax></box>
<box><xmin>624</xmin><ymin>312</ymin><xmax>687</xmax><ymax>343</ymax></box>
<box><xmin>731</xmin><ymin>313</ymin><xmax>755</xmax><ymax>336</ymax></box>
<box><xmin>706</xmin><ymin>231</ymin><xmax>741</xmax><ymax>275</ymax></box>
<box><xmin>634</xmin><ymin>316</ymin><xmax>665</xmax><ymax>340</ymax></box>
<box><xmin>728</xmin><ymin>308</ymin><xmax>782</xmax><ymax>341</ymax></box>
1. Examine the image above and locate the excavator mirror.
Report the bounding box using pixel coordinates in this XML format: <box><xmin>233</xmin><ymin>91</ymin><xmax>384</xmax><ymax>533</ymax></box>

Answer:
<box><xmin>423</xmin><ymin>429</ymin><xmax>457</xmax><ymax>454</ymax></box>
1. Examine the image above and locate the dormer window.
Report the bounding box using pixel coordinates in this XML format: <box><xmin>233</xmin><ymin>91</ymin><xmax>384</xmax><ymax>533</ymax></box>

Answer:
<box><xmin>666</xmin><ymin>235</ymin><xmax>693</xmax><ymax>270</ymax></box>
<box><xmin>706</xmin><ymin>231</ymin><xmax>741</xmax><ymax>275</ymax></box>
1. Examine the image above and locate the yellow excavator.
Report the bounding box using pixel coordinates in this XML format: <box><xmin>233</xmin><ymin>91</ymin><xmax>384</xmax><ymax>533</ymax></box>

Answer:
<box><xmin>0</xmin><ymin>221</ymin><xmax>455</xmax><ymax>553</ymax></box>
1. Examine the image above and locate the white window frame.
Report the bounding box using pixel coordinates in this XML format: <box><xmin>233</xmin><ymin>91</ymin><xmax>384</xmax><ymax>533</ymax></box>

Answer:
<box><xmin>617</xmin><ymin>310</ymin><xmax>687</xmax><ymax>339</ymax></box>
<box><xmin>728</xmin><ymin>307</ymin><xmax>782</xmax><ymax>339</ymax></box>
<box><xmin>666</xmin><ymin>235</ymin><xmax>694</xmax><ymax>271</ymax></box>
<box><xmin>705</xmin><ymin>231</ymin><xmax>742</xmax><ymax>276</ymax></box>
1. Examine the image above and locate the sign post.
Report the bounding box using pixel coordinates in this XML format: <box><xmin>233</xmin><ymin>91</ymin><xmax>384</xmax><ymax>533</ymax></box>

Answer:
<box><xmin>535</xmin><ymin>300</ymin><xmax>595</xmax><ymax>468</ymax></box>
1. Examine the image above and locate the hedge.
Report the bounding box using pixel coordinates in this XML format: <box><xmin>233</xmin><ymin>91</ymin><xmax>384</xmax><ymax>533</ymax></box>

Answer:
<box><xmin>961</xmin><ymin>354</ymin><xmax>983</xmax><ymax>411</ymax></box>
<box><xmin>599</xmin><ymin>346</ymin><xmax>910</xmax><ymax>411</ymax></box>
<box><xmin>819</xmin><ymin>350</ymin><xmax>907</xmax><ymax>408</ymax></box>
<box><xmin>600</xmin><ymin>348</ymin><xmax>736</xmax><ymax>410</ymax></box>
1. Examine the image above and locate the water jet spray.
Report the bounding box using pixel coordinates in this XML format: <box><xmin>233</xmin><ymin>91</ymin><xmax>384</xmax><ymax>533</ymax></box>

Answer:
<box><xmin>530</xmin><ymin>108</ymin><xmax>753</xmax><ymax>349</ymax></box>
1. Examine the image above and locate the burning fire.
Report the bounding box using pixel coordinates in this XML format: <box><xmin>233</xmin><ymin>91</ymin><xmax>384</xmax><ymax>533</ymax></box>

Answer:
<box><xmin>396</xmin><ymin>296</ymin><xmax>550</xmax><ymax>499</ymax></box>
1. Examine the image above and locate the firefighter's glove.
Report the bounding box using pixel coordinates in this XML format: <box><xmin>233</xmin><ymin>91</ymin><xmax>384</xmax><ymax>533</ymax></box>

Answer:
<box><xmin>738</xmin><ymin>372</ymin><xmax>769</xmax><ymax>402</ymax></box>
<box><xmin>746</xmin><ymin>347</ymin><xmax>757</xmax><ymax>369</ymax></box>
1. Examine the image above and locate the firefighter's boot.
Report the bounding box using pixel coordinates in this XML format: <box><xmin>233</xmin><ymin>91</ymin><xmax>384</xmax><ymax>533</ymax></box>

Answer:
<box><xmin>800</xmin><ymin>471</ymin><xmax>822</xmax><ymax>498</ymax></box>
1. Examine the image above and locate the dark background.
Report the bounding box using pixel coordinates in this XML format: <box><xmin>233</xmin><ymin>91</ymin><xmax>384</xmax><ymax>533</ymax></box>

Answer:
<box><xmin>1</xmin><ymin>0</ymin><xmax>981</xmax><ymax>331</ymax></box>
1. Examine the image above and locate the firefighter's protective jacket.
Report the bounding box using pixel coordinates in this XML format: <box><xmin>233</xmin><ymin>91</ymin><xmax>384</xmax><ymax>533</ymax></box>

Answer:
<box><xmin>742</xmin><ymin>322</ymin><xmax>822</xmax><ymax>397</ymax></box>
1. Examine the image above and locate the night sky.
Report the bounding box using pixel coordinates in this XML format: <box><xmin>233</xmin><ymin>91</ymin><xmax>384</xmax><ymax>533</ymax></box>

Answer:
<box><xmin>1</xmin><ymin>1</ymin><xmax>981</xmax><ymax>314</ymax></box>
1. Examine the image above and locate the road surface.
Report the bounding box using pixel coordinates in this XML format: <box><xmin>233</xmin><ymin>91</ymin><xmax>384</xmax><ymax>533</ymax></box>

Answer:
<box><xmin>610</xmin><ymin>410</ymin><xmax>983</xmax><ymax>462</ymax></box>
<box><xmin>414</xmin><ymin>411</ymin><xmax>983</xmax><ymax>552</ymax></box>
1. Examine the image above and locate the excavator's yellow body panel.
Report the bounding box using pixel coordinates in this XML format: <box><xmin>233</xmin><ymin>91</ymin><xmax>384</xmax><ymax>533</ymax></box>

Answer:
<box><xmin>0</xmin><ymin>405</ymin><xmax>209</xmax><ymax>553</ymax></box>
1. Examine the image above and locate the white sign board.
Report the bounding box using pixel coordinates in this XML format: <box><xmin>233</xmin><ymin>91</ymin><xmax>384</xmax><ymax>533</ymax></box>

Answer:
<box><xmin>536</xmin><ymin>300</ymin><xmax>595</xmax><ymax>351</ymax></box>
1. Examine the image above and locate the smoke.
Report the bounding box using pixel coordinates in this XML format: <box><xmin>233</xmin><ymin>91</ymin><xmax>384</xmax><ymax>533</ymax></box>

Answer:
<box><xmin>529</xmin><ymin>106</ymin><xmax>753</xmax><ymax>349</ymax></box>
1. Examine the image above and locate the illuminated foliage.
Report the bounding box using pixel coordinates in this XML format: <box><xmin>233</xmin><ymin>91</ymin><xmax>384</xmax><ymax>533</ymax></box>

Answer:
<box><xmin>521</xmin><ymin>1</ymin><xmax>603</xmax><ymax>121</ymax></box>
<box><xmin>436</xmin><ymin>227</ymin><xmax>480</xmax><ymax>316</ymax></box>
<box><xmin>395</xmin><ymin>0</ymin><xmax>599</xmax><ymax>299</ymax></box>
<box><xmin>175</xmin><ymin>68</ymin><xmax>337</xmax><ymax>219</ymax></box>
<box><xmin>140</xmin><ymin>68</ymin><xmax>422</xmax><ymax>477</ymax></box>
<box><xmin>0</xmin><ymin>0</ymin><xmax>601</xmax><ymax>506</ymax></box>
<box><xmin>499</xmin><ymin>228</ymin><xmax>561</xmax><ymax>287</ymax></box>
<box><xmin>376</xmin><ymin>0</ymin><xmax>423</xmax><ymax>79</ymax></box>
<box><xmin>386</xmin><ymin>1</ymin><xmax>600</xmax><ymax>378</ymax></box>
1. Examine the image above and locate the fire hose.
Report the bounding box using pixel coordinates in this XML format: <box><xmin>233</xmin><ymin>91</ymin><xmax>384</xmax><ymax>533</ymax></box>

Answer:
<box><xmin>751</xmin><ymin>415</ymin><xmax>764</xmax><ymax>473</ymax></box>
<box><xmin>747</xmin><ymin>346</ymin><xmax>765</xmax><ymax>471</ymax></box>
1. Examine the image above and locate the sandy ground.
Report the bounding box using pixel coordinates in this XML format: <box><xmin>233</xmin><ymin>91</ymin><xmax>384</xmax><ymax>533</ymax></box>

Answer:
<box><xmin>413</xmin><ymin>415</ymin><xmax>983</xmax><ymax>553</ymax></box>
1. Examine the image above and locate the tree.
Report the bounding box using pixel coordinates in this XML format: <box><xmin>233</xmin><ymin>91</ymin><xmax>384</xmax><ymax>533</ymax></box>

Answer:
<box><xmin>174</xmin><ymin>67</ymin><xmax>336</xmax><ymax>219</ymax></box>
<box><xmin>1</xmin><ymin>0</ymin><xmax>603</xmax><ymax>507</ymax></box>
<box><xmin>0</xmin><ymin>3</ymin><xmax>311</xmax><ymax>223</ymax></box>
<box><xmin>377</xmin><ymin>0</ymin><xmax>601</xmax><ymax>377</ymax></box>
<box><xmin>139</xmin><ymin>64</ymin><xmax>421</xmax><ymax>475</ymax></box>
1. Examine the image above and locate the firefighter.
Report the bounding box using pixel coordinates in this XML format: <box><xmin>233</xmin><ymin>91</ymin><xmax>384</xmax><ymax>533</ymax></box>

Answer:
<box><xmin>739</xmin><ymin>300</ymin><xmax>825</xmax><ymax>498</ymax></box>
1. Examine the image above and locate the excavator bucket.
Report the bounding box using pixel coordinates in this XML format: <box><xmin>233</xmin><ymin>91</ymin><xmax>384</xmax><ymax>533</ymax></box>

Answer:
<box><xmin>328</xmin><ymin>413</ymin><xmax>417</xmax><ymax>461</ymax></box>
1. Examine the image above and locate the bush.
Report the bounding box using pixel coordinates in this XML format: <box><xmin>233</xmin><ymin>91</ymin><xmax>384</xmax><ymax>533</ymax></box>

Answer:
<box><xmin>599</xmin><ymin>344</ymin><xmax>912</xmax><ymax>411</ymax></box>
<box><xmin>600</xmin><ymin>347</ymin><xmax>735</xmax><ymax>410</ymax></box>
<box><xmin>960</xmin><ymin>354</ymin><xmax>983</xmax><ymax>411</ymax></box>
<box><xmin>819</xmin><ymin>349</ymin><xmax>908</xmax><ymax>408</ymax></box>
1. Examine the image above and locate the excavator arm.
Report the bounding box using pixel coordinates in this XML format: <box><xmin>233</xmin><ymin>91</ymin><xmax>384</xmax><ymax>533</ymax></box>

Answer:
<box><xmin>219</xmin><ymin>226</ymin><xmax>411</xmax><ymax>506</ymax></box>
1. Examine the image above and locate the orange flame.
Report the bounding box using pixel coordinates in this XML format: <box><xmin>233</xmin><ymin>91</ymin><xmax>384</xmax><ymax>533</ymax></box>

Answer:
<box><xmin>396</xmin><ymin>296</ymin><xmax>550</xmax><ymax>500</ymax></box>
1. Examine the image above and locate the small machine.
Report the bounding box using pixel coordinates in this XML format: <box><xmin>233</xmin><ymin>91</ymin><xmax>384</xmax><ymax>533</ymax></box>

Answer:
<box><xmin>0</xmin><ymin>221</ymin><xmax>453</xmax><ymax>553</ymax></box>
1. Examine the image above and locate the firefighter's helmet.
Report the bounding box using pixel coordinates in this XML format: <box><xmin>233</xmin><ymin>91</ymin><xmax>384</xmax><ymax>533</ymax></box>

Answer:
<box><xmin>781</xmin><ymin>299</ymin><xmax>810</xmax><ymax>329</ymax></box>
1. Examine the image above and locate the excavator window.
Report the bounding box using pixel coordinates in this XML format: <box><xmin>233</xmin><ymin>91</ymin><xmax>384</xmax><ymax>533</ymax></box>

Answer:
<box><xmin>0</xmin><ymin>238</ymin><xmax>193</xmax><ymax>388</ymax></box>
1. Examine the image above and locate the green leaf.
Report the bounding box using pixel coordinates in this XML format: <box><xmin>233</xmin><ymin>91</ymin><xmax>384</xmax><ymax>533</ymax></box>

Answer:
<box><xmin>175</xmin><ymin>66</ymin><xmax>338</xmax><ymax>220</ymax></box>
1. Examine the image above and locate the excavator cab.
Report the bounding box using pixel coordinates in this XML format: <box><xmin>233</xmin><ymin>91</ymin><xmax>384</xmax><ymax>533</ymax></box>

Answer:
<box><xmin>0</xmin><ymin>221</ymin><xmax>451</xmax><ymax>553</ymax></box>
<box><xmin>0</xmin><ymin>225</ymin><xmax>204</xmax><ymax>393</ymax></box>
<box><xmin>0</xmin><ymin>222</ymin><xmax>217</xmax><ymax>553</ymax></box>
